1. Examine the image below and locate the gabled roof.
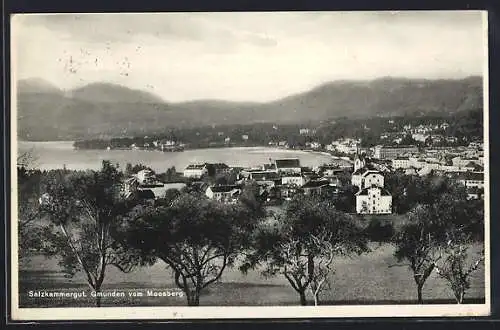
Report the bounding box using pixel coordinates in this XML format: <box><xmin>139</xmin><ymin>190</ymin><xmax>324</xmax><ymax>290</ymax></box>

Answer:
<box><xmin>361</xmin><ymin>170</ymin><xmax>383</xmax><ymax>177</ymax></box>
<box><xmin>275</xmin><ymin>158</ymin><xmax>301</xmax><ymax>168</ymax></box>
<box><xmin>185</xmin><ymin>164</ymin><xmax>206</xmax><ymax>170</ymax></box>
<box><xmin>251</xmin><ymin>172</ymin><xmax>280</xmax><ymax>181</ymax></box>
<box><xmin>209</xmin><ymin>185</ymin><xmax>242</xmax><ymax>193</ymax></box>
<box><xmin>302</xmin><ymin>180</ymin><xmax>330</xmax><ymax>189</ymax></box>
<box><xmin>164</xmin><ymin>182</ymin><xmax>187</xmax><ymax>190</ymax></box>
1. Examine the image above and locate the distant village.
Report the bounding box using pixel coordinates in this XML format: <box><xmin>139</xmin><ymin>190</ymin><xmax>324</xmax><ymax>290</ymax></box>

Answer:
<box><xmin>121</xmin><ymin>119</ymin><xmax>484</xmax><ymax>215</ymax></box>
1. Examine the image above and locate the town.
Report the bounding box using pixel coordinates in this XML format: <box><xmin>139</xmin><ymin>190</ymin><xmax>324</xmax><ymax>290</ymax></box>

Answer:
<box><xmin>121</xmin><ymin>118</ymin><xmax>484</xmax><ymax>215</ymax></box>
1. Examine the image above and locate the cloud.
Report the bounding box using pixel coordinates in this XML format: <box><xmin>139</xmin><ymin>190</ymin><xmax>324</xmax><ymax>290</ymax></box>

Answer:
<box><xmin>11</xmin><ymin>11</ymin><xmax>485</xmax><ymax>102</ymax></box>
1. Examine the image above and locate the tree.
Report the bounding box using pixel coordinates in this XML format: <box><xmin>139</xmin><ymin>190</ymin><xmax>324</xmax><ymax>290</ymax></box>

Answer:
<box><xmin>242</xmin><ymin>195</ymin><xmax>368</xmax><ymax>305</ymax></box>
<box><xmin>393</xmin><ymin>204</ymin><xmax>445</xmax><ymax>304</ymax></box>
<box><xmin>17</xmin><ymin>167</ymin><xmax>44</xmax><ymax>260</ymax></box>
<box><xmin>157</xmin><ymin>166</ymin><xmax>180</xmax><ymax>183</ymax></box>
<box><xmin>118</xmin><ymin>193</ymin><xmax>262</xmax><ymax>306</ymax></box>
<box><xmin>124</xmin><ymin>163</ymin><xmax>154</xmax><ymax>177</ymax></box>
<box><xmin>39</xmin><ymin>161</ymin><xmax>150</xmax><ymax>307</ymax></box>
<box><xmin>400</xmin><ymin>134</ymin><xmax>416</xmax><ymax>146</ymax></box>
<box><xmin>17</xmin><ymin>148</ymin><xmax>39</xmax><ymax>169</ymax></box>
<box><xmin>434</xmin><ymin>237</ymin><xmax>484</xmax><ymax>304</ymax></box>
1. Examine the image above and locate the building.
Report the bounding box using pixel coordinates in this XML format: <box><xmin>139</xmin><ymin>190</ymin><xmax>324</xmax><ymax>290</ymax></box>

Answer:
<box><xmin>301</xmin><ymin>180</ymin><xmax>331</xmax><ymax>196</ymax></box>
<box><xmin>353</xmin><ymin>153</ymin><xmax>366</xmax><ymax>172</ymax></box>
<box><xmin>137</xmin><ymin>182</ymin><xmax>187</xmax><ymax>200</ymax></box>
<box><xmin>321</xmin><ymin>175</ymin><xmax>341</xmax><ymax>187</ymax></box>
<box><xmin>246</xmin><ymin>171</ymin><xmax>281</xmax><ymax>188</ymax></box>
<box><xmin>334</xmin><ymin>138</ymin><xmax>360</xmax><ymax>154</ymax></box>
<box><xmin>373</xmin><ymin>145</ymin><xmax>419</xmax><ymax>160</ymax></box>
<box><xmin>412</xmin><ymin>134</ymin><xmax>430</xmax><ymax>143</ymax></box>
<box><xmin>137</xmin><ymin>169</ymin><xmax>156</xmax><ymax>185</ymax></box>
<box><xmin>205</xmin><ymin>185</ymin><xmax>242</xmax><ymax>204</ymax></box>
<box><xmin>451</xmin><ymin>157</ymin><xmax>482</xmax><ymax>168</ymax></box>
<box><xmin>457</xmin><ymin>172</ymin><xmax>484</xmax><ymax>190</ymax></box>
<box><xmin>408</xmin><ymin>157</ymin><xmax>427</xmax><ymax>169</ymax></box>
<box><xmin>355</xmin><ymin>186</ymin><xmax>392</xmax><ymax>214</ymax></box>
<box><xmin>121</xmin><ymin>177</ymin><xmax>139</xmax><ymax>199</ymax></box>
<box><xmin>281</xmin><ymin>174</ymin><xmax>308</xmax><ymax>187</ymax></box>
<box><xmin>352</xmin><ymin>153</ymin><xmax>392</xmax><ymax>214</ymax></box>
<box><xmin>315</xmin><ymin>164</ymin><xmax>345</xmax><ymax>177</ymax></box>
<box><xmin>275</xmin><ymin>158</ymin><xmax>302</xmax><ymax>174</ymax></box>
<box><xmin>183</xmin><ymin>164</ymin><xmax>208</xmax><ymax>179</ymax></box>
<box><xmin>206</xmin><ymin>163</ymin><xmax>231</xmax><ymax>176</ymax></box>
<box><xmin>392</xmin><ymin>157</ymin><xmax>411</xmax><ymax>169</ymax></box>
<box><xmin>352</xmin><ymin>170</ymin><xmax>385</xmax><ymax>190</ymax></box>
<box><xmin>466</xmin><ymin>187</ymin><xmax>484</xmax><ymax>200</ymax></box>
<box><xmin>309</xmin><ymin>142</ymin><xmax>322</xmax><ymax>150</ymax></box>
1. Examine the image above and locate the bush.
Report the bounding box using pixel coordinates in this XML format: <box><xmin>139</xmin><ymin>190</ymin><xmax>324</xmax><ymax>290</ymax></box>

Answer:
<box><xmin>365</xmin><ymin>217</ymin><xmax>395</xmax><ymax>243</ymax></box>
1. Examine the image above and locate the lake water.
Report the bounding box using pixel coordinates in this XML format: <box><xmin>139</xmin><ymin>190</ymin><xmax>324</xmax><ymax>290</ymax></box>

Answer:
<box><xmin>18</xmin><ymin>141</ymin><xmax>348</xmax><ymax>172</ymax></box>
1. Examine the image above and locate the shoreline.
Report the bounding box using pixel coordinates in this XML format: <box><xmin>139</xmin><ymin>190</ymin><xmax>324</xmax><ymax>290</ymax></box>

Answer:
<box><xmin>19</xmin><ymin>140</ymin><xmax>352</xmax><ymax>164</ymax></box>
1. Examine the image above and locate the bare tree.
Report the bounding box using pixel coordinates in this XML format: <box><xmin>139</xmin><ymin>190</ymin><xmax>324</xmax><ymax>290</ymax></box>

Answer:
<box><xmin>242</xmin><ymin>196</ymin><xmax>368</xmax><ymax>306</ymax></box>
<box><xmin>17</xmin><ymin>147</ymin><xmax>39</xmax><ymax>169</ymax></box>
<box><xmin>434</xmin><ymin>233</ymin><xmax>484</xmax><ymax>304</ymax></box>
<box><xmin>40</xmin><ymin>161</ymin><xmax>149</xmax><ymax>307</ymax></box>
<box><xmin>308</xmin><ymin>233</ymin><xmax>337</xmax><ymax>306</ymax></box>
<box><xmin>393</xmin><ymin>204</ymin><xmax>443</xmax><ymax>304</ymax></box>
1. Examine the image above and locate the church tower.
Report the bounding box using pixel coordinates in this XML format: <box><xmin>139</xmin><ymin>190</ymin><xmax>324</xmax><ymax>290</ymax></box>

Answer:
<box><xmin>354</xmin><ymin>152</ymin><xmax>365</xmax><ymax>173</ymax></box>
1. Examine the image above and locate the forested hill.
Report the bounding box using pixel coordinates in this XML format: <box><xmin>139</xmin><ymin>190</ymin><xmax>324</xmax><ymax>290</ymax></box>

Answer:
<box><xmin>16</xmin><ymin>76</ymin><xmax>483</xmax><ymax>141</ymax></box>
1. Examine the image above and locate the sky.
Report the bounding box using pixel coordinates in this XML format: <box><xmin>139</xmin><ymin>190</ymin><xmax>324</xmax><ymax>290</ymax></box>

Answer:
<box><xmin>12</xmin><ymin>11</ymin><xmax>486</xmax><ymax>102</ymax></box>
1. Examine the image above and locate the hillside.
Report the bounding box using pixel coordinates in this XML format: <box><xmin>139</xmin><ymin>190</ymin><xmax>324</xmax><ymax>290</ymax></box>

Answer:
<box><xmin>69</xmin><ymin>82</ymin><xmax>165</xmax><ymax>104</ymax></box>
<box><xmin>16</xmin><ymin>76</ymin><xmax>483</xmax><ymax>141</ymax></box>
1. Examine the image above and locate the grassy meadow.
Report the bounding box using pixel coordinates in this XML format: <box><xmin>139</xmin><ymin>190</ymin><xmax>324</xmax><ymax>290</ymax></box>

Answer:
<box><xmin>18</xmin><ymin>240</ymin><xmax>485</xmax><ymax>307</ymax></box>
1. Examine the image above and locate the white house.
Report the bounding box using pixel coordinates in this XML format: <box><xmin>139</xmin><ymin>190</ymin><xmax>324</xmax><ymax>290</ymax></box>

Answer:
<box><xmin>409</xmin><ymin>157</ymin><xmax>426</xmax><ymax>169</ymax></box>
<box><xmin>137</xmin><ymin>169</ymin><xmax>156</xmax><ymax>185</ymax></box>
<box><xmin>352</xmin><ymin>169</ymin><xmax>384</xmax><ymax>190</ymax></box>
<box><xmin>355</xmin><ymin>186</ymin><xmax>392</xmax><ymax>214</ymax></box>
<box><xmin>183</xmin><ymin>164</ymin><xmax>208</xmax><ymax>179</ymax></box>
<box><xmin>281</xmin><ymin>174</ymin><xmax>308</xmax><ymax>187</ymax></box>
<box><xmin>412</xmin><ymin>134</ymin><xmax>429</xmax><ymax>143</ymax></box>
<box><xmin>205</xmin><ymin>185</ymin><xmax>242</xmax><ymax>204</ymax></box>
<box><xmin>392</xmin><ymin>157</ymin><xmax>411</xmax><ymax>169</ymax></box>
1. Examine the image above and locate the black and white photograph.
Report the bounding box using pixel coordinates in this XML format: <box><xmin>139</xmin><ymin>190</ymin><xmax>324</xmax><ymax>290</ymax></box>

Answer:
<box><xmin>10</xmin><ymin>11</ymin><xmax>489</xmax><ymax>320</ymax></box>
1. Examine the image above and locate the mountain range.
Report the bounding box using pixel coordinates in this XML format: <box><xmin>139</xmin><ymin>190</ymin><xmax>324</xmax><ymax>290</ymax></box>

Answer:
<box><xmin>16</xmin><ymin>76</ymin><xmax>483</xmax><ymax>141</ymax></box>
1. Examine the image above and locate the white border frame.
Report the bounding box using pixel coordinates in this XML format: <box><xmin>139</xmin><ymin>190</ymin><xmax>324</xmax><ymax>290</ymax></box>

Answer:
<box><xmin>9</xmin><ymin>10</ymin><xmax>491</xmax><ymax>320</ymax></box>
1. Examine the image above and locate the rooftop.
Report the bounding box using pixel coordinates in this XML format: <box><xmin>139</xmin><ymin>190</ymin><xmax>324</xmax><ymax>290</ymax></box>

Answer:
<box><xmin>185</xmin><ymin>164</ymin><xmax>206</xmax><ymax>170</ymax></box>
<box><xmin>209</xmin><ymin>185</ymin><xmax>242</xmax><ymax>193</ymax></box>
<box><xmin>209</xmin><ymin>163</ymin><xmax>230</xmax><ymax>169</ymax></box>
<box><xmin>275</xmin><ymin>158</ymin><xmax>301</xmax><ymax>168</ymax></box>
<box><xmin>302</xmin><ymin>180</ymin><xmax>330</xmax><ymax>189</ymax></box>
<box><xmin>251</xmin><ymin>172</ymin><xmax>280</xmax><ymax>181</ymax></box>
<box><xmin>362</xmin><ymin>170</ymin><xmax>383</xmax><ymax>177</ymax></box>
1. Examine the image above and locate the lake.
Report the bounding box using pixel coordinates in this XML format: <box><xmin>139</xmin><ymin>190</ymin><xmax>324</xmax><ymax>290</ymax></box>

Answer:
<box><xmin>17</xmin><ymin>141</ymin><xmax>349</xmax><ymax>172</ymax></box>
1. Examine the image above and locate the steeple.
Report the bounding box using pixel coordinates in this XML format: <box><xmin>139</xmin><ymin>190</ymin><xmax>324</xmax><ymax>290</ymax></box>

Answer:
<box><xmin>354</xmin><ymin>152</ymin><xmax>366</xmax><ymax>172</ymax></box>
